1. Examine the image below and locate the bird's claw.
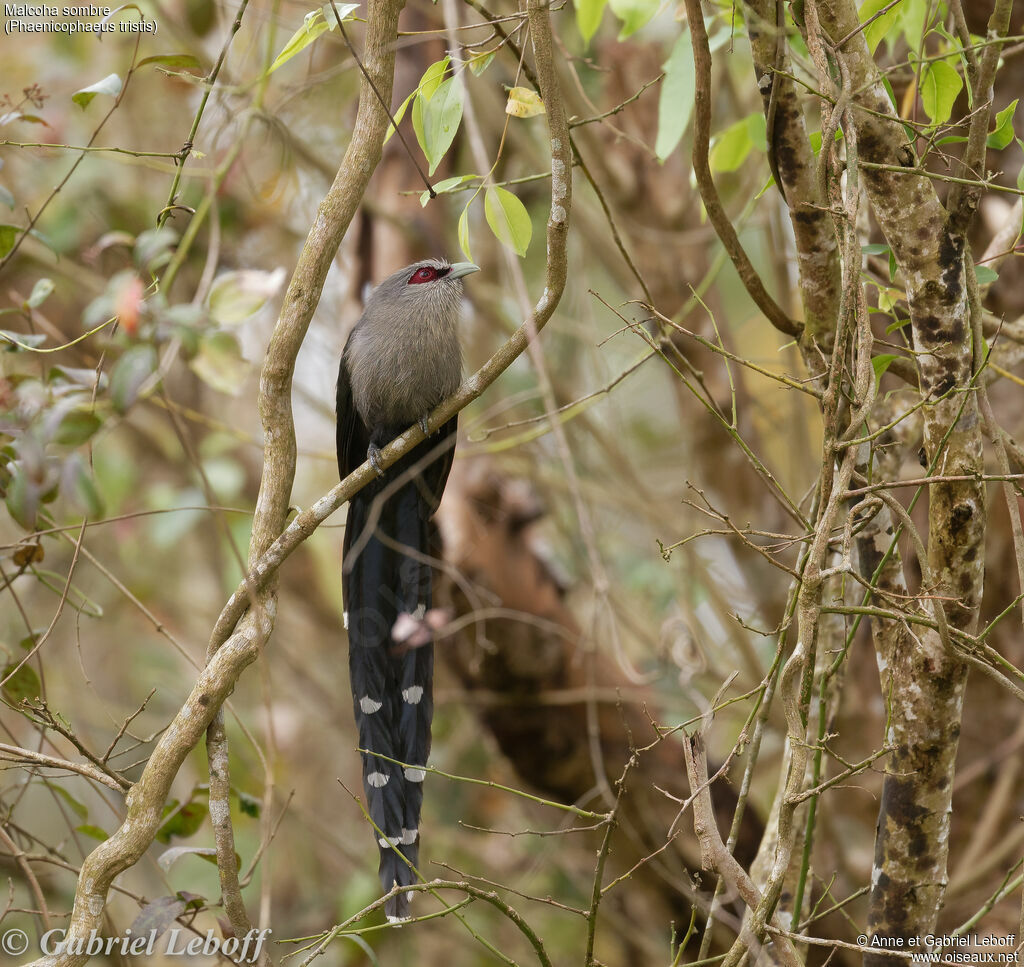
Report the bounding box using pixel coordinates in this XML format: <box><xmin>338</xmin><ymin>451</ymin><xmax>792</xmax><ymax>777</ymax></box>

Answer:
<box><xmin>368</xmin><ymin>444</ymin><xmax>385</xmax><ymax>477</ymax></box>
<box><xmin>418</xmin><ymin>414</ymin><xmax>430</xmax><ymax>437</ymax></box>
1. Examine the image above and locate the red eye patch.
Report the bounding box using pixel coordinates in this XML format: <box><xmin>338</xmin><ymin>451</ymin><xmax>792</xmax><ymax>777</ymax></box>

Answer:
<box><xmin>409</xmin><ymin>266</ymin><xmax>437</xmax><ymax>284</ymax></box>
<box><xmin>408</xmin><ymin>265</ymin><xmax>451</xmax><ymax>285</ymax></box>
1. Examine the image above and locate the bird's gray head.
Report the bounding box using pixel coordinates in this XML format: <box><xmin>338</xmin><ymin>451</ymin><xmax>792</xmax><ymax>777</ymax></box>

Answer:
<box><xmin>365</xmin><ymin>258</ymin><xmax>480</xmax><ymax>326</ymax></box>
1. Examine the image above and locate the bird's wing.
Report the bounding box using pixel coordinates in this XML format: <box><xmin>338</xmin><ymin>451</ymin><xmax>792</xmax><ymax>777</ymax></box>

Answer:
<box><xmin>336</xmin><ymin>350</ymin><xmax>370</xmax><ymax>480</ymax></box>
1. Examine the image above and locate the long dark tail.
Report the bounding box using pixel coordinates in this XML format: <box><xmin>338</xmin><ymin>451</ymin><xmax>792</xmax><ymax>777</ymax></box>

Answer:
<box><xmin>343</xmin><ymin>478</ymin><xmax>434</xmax><ymax>921</ymax></box>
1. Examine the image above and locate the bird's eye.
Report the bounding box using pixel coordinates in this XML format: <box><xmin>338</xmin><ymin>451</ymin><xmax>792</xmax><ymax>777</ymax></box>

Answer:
<box><xmin>409</xmin><ymin>266</ymin><xmax>438</xmax><ymax>285</ymax></box>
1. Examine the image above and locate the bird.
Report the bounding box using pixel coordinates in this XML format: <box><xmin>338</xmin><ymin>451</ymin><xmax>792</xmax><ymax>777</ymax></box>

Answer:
<box><xmin>336</xmin><ymin>257</ymin><xmax>479</xmax><ymax>922</ymax></box>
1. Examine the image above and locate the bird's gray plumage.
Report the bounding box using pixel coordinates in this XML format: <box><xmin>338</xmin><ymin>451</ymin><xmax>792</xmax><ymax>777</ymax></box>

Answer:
<box><xmin>336</xmin><ymin>257</ymin><xmax>477</xmax><ymax>922</ymax></box>
<box><xmin>344</xmin><ymin>258</ymin><xmax>468</xmax><ymax>431</ymax></box>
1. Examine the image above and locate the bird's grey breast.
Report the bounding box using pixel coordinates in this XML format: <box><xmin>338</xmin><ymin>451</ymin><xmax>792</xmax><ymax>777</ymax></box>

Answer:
<box><xmin>345</xmin><ymin>283</ymin><xmax>463</xmax><ymax>431</ymax></box>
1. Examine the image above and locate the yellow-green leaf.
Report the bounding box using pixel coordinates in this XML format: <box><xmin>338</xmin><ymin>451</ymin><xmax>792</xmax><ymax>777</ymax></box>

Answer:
<box><xmin>484</xmin><ymin>186</ymin><xmax>531</xmax><ymax>258</ymax></box>
<box><xmin>384</xmin><ymin>89</ymin><xmax>416</xmax><ymax>146</ymax></box>
<box><xmin>269</xmin><ymin>11</ymin><xmax>329</xmax><ymax>74</ymax></box>
<box><xmin>189</xmin><ymin>331</ymin><xmax>249</xmax><ymax>396</ymax></box>
<box><xmin>207</xmin><ymin>268</ymin><xmax>285</xmax><ymax>325</ymax></box>
<box><xmin>468</xmin><ymin>50</ymin><xmax>495</xmax><ymax>75</ymax></box>
<box><xmin>137</xmin><ymin>53</ymin><xmax>202</xmax><ymax>70</ymax></box>
<box><xmin>656</xmin><ymin>31</ymin><xmax>695</xmax><ymax>161</ymax></box>
<box><xmin>505</xmin><ymin>87</ymin><xmax>545</xmax><ymax>118</ymax></box>
<box><xmin>987</xmin><ymin>98</ymin><xmax>1018</xmax><ymax>150</ymax></box>
<box><xmin>859</xmin><ymin>0</ymin><xmax>901</xmax><ymax>54</ymax></box>
<box><xmin>411</xmin><ymin>58</ymin><xmax>452</xmax><ymax>163</ymax></box>
<box><xmin>458</xmin><ymin>203</ymin><xmax>472</xmax><ymax>261</ymax></box>
<box><xmin>575</xmin><ymin>0</ymin><xmax>606</xmax><ymax>44</ymax></box>
<box><xmin>72</xmin><ymin>74</ymin><xmax>122</xmax><ymax>109</ymax></box>
<box><xmin>710</xmin><ymin>116</ymin><xmax>754</xmax><ymax>173</ymax></box>
<box><xmin>920</xmin><ymin>59</ymin><xmax>963</xmax><ymax>126</ymax></box>
<box><xmin>419</xmin><ymin>75</ymin><xmax>464</xmax><ymax>175</ymax></box>
<box><xmin>420</xmin><ymin>174</ymin><xmax>476</xmax><ymax>207</ymax></box>
<box><xmin>608</xmin><ymin>0</ymin><xmax>657</xmax><ymax>40</ymax></box>
<box><xmin>25</xmin><ymin>278</ymin><xmax>54</xmax><ymax>309</ymax></box>
<box><xmin>2</xmin><ymin>663</ymin><xmax>40</xmax><ymax>704</ymax></box>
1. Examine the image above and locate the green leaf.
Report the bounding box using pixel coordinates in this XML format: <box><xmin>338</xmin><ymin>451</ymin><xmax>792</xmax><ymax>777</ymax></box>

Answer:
<box><xmin>383</xmin><ymin>89</ymin><xmax>416</xmax><ymax>146</ymax></box>
<box><xmin>933</xmin><ymin>22</ymin><xmax>973</xmax><ymax>108</ymax></box>
<box><xmin>746</xmin><ymin>112</ymin><xmax>767</xmax><ymax>151</ymax></box>
<box><xmin>861</xmin><ymin>243</ymin><xmax>890</xmax><ymax>255</ymax></box>
<box><xmin>5</xmin><ymin>463</ymin><xmax>39</xmax><ymax>530</ymax></box>
<box><xmin>111</xmin><ymin>345</ymin><xmax>158</xmax><ymax>413</ymax></box>
<box><xmin>974</xmin><ymin>264</ymin><xmax>999</xmax><ymax>284</ymax></box>
<box><xmin>25</xmin><ymin>278</ymin><xmax>54</xmax><ymax>309</ymax></box>
<box><xmin>484</xmin><ymin>186</ymin><xmax>531</xmax><ymax>258</ymax></box>
<box><xmin>137</xmin><ymin>53</ymin><xmax>202</xmax><ymax>70</ymax></box>
<box><xmin>157</xmin><ymin>800</ymin><xmax>208</xmax><ymax>843</ymax></box>
<box><xmin>418</xmin><ymin>75</ymin><xmax>464</xmax><ymax>175</ymax></box>
<box><xmin>411</xmin><ymin>58</ymin><xmax>452</xmax><ymax>160</ymax></box>
<box><xmin>207</xmin><ymin>268</ymin><xmax>285</xmax><ymax>325</ymax></box>
<box><xmin>64</xmin><ymin>455</ymin><xmax>105</xmax><ymax>518</ymax></box>
<box><xmin>46</xmin><ymin>783</ymin><xmax>89</xmax><ymax>819</ymax></box>
<box><xmin>656</xmin><ymin>31</ymin><xmax>695</xmax><ymax>162</ymax></box>
<box><xmin>899</xmin><ymin>0</ymin><xmax>927</xmax><ymax>56</ymax></box>
<box><xmin>859</xmin><ymin>0</ymin><xmax>901</xmax><ymax>54</ymax></box>
<box><xmin>468</xmin><ymin>50</ymin><xmax>494</xmax><ymax>75</ymax></box>
<box><xmin>134</xmin><ymin>227</ymin><xmax>178</xmax><ymax>271</ymax></box>
<box><xmin>76</xmin><ymin>824</ymin><xmax>109</xmax><ymax>841</ymax></box>
<box><xmin>269</xmin><ymin>11</ymin><xmax>330</xmax><ymax>74</ymax></box>
<box><xmin>458</xmin><ymin>203</ymin><xmax>472</xmax><ymax>261</ymax></box>
<box><xmin>809</xmin><ymin>128</ymin><xmax>843</xmax><ymax>155</ymax></box>
<box><xmin>872</xmin><ymin>353</ymin><xmax>899</xmax><ymax>380</ymax></box>
<box><xmin>53</xmin><ymin>408</ymin><xmax>102</xmax><ymax>446</ymax></box>
<box><xmin>879</xmin><ymin>79</ymin><xmax>899</xmax><ymax>121</ymax></box>
<box><xmin>189</xmin><ymin>331</ymin><xmax>249</xmax><ymax>395</ymax></box>
<box><xmin>72</xmin><ymin>74</ymin><xmax>123</xmax><ymax>109</ymax></box>
<box><xmin>0</xmin><ymin>224</ymin><xmax>19</xmax><ymax>258</ymax></box>
<box><xmin>987</xmin><ymin>98</ymin><xmax>1018</xmax><ymax>150</ymax></box>
<box><xmin>608</xmin><ymin>0</ymin><xmax>657</xmax><ymax>40</ymax></box>
<box><xmin>236</xmin><ymin>790</ymin><xmax>262</xmax><ymax>817</ymax></box>
<box><xmin>877</xmin><ymin>286</ymin><xmax>902</xmax><ymax>312</ymax></box>
<box><xmin>2</xmin><ymin>663</ymin><xmax>41</xmax><ymax>704</ymax></box>
<box><xmin>575</xmin><ymin>0</ymin><xmax>606</xmax><ymax>44</ymax></box>
<box><xmin>420</xmin><ymin>174</ymin><xmax>476</xmax><ymax>207</ymax></box>
<box><xmin>710</xmin><ymin>115</ymin><xmax>754</xmax><ymax>173</ymax></box>
<box><xmin>506</xmin><ymin>87</ymin><xmax>545</xmax><ymax>118</ymax></box>
<box><xmin>418</xmin><ymin>57</ymin><xmax>451</xmax><ymax>101</ymax></box>
<box><xmin>920</xmin><ymin>59</ymin><xmax>963</xmax><ymax>126</ymax></box>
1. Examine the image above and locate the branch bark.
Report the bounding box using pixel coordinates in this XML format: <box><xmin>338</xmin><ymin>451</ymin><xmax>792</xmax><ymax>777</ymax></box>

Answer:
<box><xmin>684</xmin><ymin>0</ymin><xmax>801</xmax><ymax>339</ymax></box>
<box><xmin>744</xmin><ymin>0</ymin><xmax>842</xmax><ymax>351</ymax></box>
<box><xmin>813</xmin><ymin>0</ymin><xmax>992</xmax><ymax>955</ymax></box>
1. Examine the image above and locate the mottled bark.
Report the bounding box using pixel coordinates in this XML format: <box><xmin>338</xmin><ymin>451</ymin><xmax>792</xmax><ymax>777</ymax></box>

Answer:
<box><xmin>815</xmin><ymin>0</ymin><xmax>991</xmax><ymax>956</ymax></box>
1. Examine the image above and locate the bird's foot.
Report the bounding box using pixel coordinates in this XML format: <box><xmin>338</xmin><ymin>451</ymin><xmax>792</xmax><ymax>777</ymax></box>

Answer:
<box><xmin>367</xmin><ymin>444</ymin><xmax>385</xmax><ymax>477</ymax></box>
<box><xmin>418</xmin><ymin>413</ymin><xmax>430</xmax><ymax>437</ymax></box>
